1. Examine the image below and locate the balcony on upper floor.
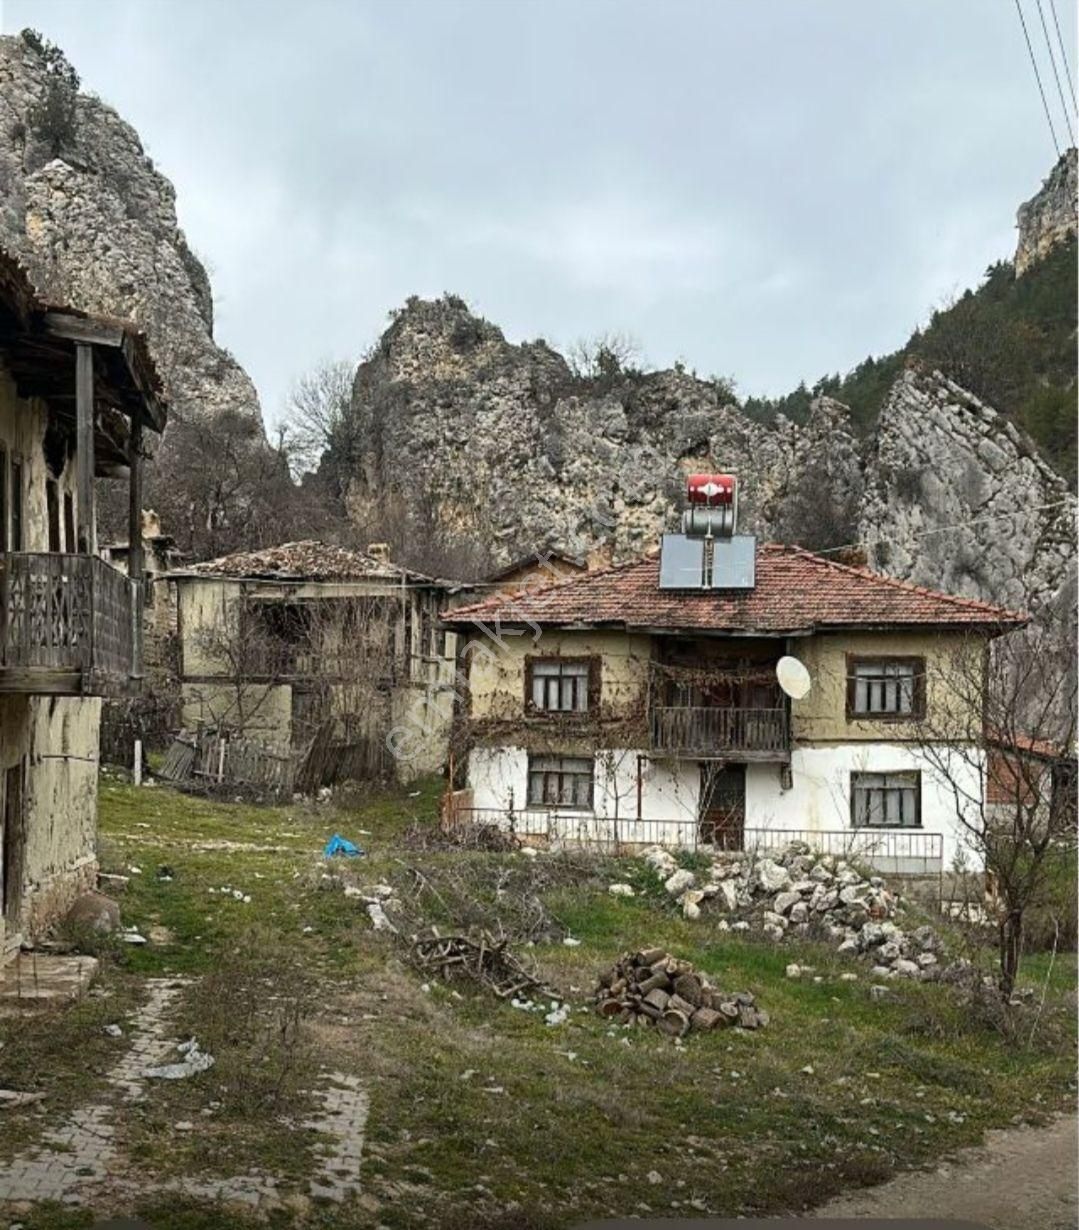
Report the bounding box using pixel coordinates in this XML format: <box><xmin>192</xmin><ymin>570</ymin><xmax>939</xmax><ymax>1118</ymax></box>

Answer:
<box><xmin>648</xmin><ymin>703</ymin><xmax>791</xmax><ymax>761</ymax></box>
<box><xmin>0</xmin><ymin>552</ymin><xmax>140</xmax><ymax>696</ymax></box>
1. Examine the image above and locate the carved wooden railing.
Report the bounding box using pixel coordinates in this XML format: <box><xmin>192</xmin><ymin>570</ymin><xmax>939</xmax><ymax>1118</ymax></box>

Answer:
<box><xmin>0</xmin><ymin>552</ymin><xmax>137</xmax><ymax>681</ymax></box>
<box><xmin>649</xmin><ymin>705</ymin><xmax>790</xmax><ymax>755</ymax></box>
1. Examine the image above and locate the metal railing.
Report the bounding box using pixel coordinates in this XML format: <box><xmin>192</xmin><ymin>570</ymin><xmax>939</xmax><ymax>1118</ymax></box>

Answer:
<box><xmin>446</xmin><ymin>806</ymin><xmax>943</xmax><ymax>875</ymax></box>
<box><xmin>649</xmin><ymin>705</ymin><xmax>790</xmax><ymax>756</ymax></box>
<box><xmin>0</xmin><ymin>552</ymin><xmax>137</xmax><ymax>680</ymax></box>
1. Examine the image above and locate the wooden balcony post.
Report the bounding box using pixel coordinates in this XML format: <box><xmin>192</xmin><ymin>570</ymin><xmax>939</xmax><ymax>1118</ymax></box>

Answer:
<box><xmin>75</xmin><ymin>345</ymin><xmax>96</xmax><ymax>556</ymax></box>
<box><xmin>128</xmin><ymin>416</ymin><xmax>144</xmax><ymax>679</ymax></box>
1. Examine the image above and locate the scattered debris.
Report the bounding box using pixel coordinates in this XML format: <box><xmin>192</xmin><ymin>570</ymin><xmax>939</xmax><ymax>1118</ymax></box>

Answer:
<box><xmin>367</xmin><ymin>902</ymin><xmax>396</xmax><ymax>933</ymax></box>
<box><xmin>122</xmin><ymin>929</ymin><xmax>148</xmax><ymax>945</ymax></box>
<box><xmin>0</xmin><ymin>1089</ymin><xmax>46</xmax><ymax>1107</ymax></box>
<box><xmin>608</xmin><ymin>883</ymin><xmax>635</xmax><ymax>897</ymax></box>
<box><xmin>402</xmin><ymin>820</ymin><xmax>520</xmax><ymax>853</ymax></box>
<box><xmin>595</xmin><ymin>949</ymin><xmax>768</xmax><ymax>1036</ymax></box>
<box><xmin>323</xmin><ymin>834</ymin><xmax>364</xmax><ymax>859</ymax></box>
<box><xmin>144</xmin><ymin>1038</ymin><xmax>215</xmax><ymax>1080</ymax></box>
<box><xmin>409</xmin><ymin>929</ymin><xmax>553</xmax><ymax>1001</ymax></box>
<box><xmin>103</xmin><ymin>1024</ymin><xmax>124</xmax><ymax>1037</ymax></box>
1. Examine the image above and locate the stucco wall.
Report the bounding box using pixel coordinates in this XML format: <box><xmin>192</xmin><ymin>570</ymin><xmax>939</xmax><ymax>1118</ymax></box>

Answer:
<box><xmin>0</xmin><ymin>367</ymin><xmax>82</xmax><ymax>553</ymax></box>
<box><xmin>744</xmin><ymin>744</ymin><xmax>984</xmax><ymax>871</ymax></box>
<box><xmin>0</xmin><ymin>694</ymin><xmax>100</xmax><ymax>953</ymax></box>
<box><xmin>465</xmin><ymin>741</ymin><xmax>983</xmax><ymax>869</ymax></box>
<box><xmin>465</xmin><ymin>629</ymin><xmax>651</xmax><ymax>722</ymax></box>
<box><xmin>792</xmin><ymin>630</ymin><xmax>983</xmax><ymax>743</ymax></box>
<box><xmin>180</xmin><ymin>680</ymin><xmax>294</xmax><ymax>748</ymax></box>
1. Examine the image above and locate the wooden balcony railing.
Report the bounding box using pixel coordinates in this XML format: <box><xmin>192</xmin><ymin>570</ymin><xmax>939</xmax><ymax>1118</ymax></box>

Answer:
<box><xmin>649</xmin><ymin>705</ymin><xmax>790</xmax><ymax>758</ymax></box>
<box><xmin>0</xmin><ymin>552</ymin><xmax>138</xmax><ymax>690</ymax></box>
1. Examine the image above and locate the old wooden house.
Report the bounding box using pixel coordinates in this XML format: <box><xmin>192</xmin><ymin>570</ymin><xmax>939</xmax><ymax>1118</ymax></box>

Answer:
<box><xmin>0</xmin><ymin>250</ymin><xmax>166</xmax><ymax>959</ymax></box>
<box><xmin>168</xmin><ymin>541</ymin><xmax>461</xmax><ymax>783</ymax></box>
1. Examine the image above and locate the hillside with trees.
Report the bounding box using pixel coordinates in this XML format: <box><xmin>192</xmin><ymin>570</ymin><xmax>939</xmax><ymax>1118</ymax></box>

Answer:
<box><xmin>743</xmin><ymin>237</ymin><xmax>1077</xmax><ymax>487</ymax></box>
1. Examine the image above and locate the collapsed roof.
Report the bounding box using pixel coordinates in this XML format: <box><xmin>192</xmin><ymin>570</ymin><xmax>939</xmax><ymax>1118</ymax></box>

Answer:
<box><xmin>173</xmin><ymin>539</ymin><xmax>452</xmax><ymax>586</ymax></box>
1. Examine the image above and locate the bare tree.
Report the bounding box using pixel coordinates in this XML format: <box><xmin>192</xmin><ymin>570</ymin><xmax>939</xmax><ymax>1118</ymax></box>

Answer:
<box><xmin>917</xmin><ymin>622</ymin><xmax>1077</xmax><ymax>999</ymax></box>
<box><xmin>280</xmin><ymin>358</ymin><xmax>357</xmax><ymax>479</ymax></box>
<box><xmin>566</xmin><ymin>332</ymin><xmax>642</xmax><ymax>382</ymax></box>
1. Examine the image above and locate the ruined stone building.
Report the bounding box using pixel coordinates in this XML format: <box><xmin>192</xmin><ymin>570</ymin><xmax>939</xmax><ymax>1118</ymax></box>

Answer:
<box><xmin>0</xmin><ymin>249</ymin><xmax>166</xmax><ymax>958</ymax></box>
<box><xmin>168</xmin><ymin>541</ymin><xmax>462</xmax><ymax>783</ymax></box>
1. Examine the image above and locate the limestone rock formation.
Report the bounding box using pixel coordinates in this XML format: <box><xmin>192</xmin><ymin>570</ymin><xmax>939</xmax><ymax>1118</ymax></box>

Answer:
<box><xmin>1015</xmin><ymin>146</ymin><xmax>1077</xmax><ymax>276</ymax></box>
<box><xmin>345</xmin><ymin>295</ymin><xmax>865</xmax><ymax>563</ymax></box>
<box><xmin>861</xmin><ymin>368</ymin><xmax>1074</xmax><ymax>613</ymax></box>
<box><xmin>0</xmin><ymin>32</ymin><xmax>263</xmax><ymax>432</ymax></box>
<box><xmin>344</xmin><ymin>296</ymin><xmax>1075</xmax><ymax>615</ymax></box>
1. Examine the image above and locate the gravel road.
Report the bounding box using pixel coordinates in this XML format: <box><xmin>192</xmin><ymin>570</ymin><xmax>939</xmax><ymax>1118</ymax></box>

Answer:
<box><xmin>809</xmin><ymin>1114</ymin><xmax>1078</xmax><ymax>1228</ymax></box>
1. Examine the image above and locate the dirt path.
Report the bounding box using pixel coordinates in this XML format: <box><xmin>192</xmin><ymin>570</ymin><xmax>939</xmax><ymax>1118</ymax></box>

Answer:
<box><xmin>808</xmin><ymin>1113</ymin><xmax>1078</xmax><ymax>1228</ymax></box>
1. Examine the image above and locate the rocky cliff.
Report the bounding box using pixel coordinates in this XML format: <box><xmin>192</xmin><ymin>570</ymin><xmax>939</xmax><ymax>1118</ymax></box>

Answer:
<box><xmin>344</xmin><ymin>296</ymin><xmax>1075</xmax><ymax>614</ymax></box>
<box><xmin>0</xmin><ymin>31</ymin><xmax>263</xmax><ymax>433</ymax></box>
<box><xmin>1016</xmin><ymin>147</ymin><xmax>1077</xmax><ymax>276</ymax></box>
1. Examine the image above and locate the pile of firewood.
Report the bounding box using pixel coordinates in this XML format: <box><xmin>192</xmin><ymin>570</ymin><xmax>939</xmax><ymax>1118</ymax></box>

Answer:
<box><xmin>409</xmin><ymin>927</ymin><xmax>552</xmax><ymax>1000</ymax></box>
<box><xmin>595</xmin><ymin>948</ymin><xmax>768</xmax><ymax>1037</ymax></box>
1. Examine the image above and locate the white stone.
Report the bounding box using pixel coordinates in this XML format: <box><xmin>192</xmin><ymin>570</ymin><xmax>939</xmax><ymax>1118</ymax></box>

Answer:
<box><xmin>664</xmin><ymin>869</ymin><xmax>696</xmax><ymax>897</ymax></box>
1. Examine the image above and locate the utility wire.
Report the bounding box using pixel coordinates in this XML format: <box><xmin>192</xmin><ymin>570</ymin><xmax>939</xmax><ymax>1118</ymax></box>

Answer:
<box><xmin>1035</xmin><ymin>0</ymin><xmax>1076</xmax><ymax>144</ymax></box>
<box><xmin>1015</xmin><ymin>0</ymin><xmax>1062</xmax><ymax>155</ymax></box>
<box><xmin>1048</xmin><ymin>0</ymin><xmax>1077</xmax><ymax>112</ymax></box>
<box><xmin>812</xmin><ymin>499</ymin><xmax>1074</xmax><ymax>557</ymax></box>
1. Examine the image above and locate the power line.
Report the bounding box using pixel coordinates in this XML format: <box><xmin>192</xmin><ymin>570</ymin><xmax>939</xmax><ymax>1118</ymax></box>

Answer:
<box><xmin>1048</xmin><ymin>0</ymin><xmax>1077</xmax><ymax>111</ymax></box>
<box><xmin>1014</xmin><ymin>0</ymin><xmax>1062</xmax><ymax>155</ymax></box>
<box><xmin>813</xmin><ymin>498</ymin><xmax>1073</xmax><ymax>557</ymax></box>
<box><xmin>1035</xmin><ymin>0</ymin><xmax>1076</xmax><ymax>144</ymax></box>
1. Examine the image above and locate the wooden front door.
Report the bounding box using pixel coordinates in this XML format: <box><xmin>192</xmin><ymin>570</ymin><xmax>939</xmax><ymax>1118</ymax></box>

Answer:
<box><xmin>699</xmin><ymin>764</ymin><xmax>745</xmax><ymax>849</ymax></box>
<box><xmin>2</xmin><ymin>762</ymin><xmax>25</xmax><ymax>928</ymax></box>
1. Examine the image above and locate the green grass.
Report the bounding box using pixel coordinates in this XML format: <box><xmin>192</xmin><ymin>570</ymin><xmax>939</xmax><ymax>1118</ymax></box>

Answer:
<box><xmin>2</xmin><ymin>776</ymin><xmax>1074</xmax><ymax>1229</ymax></box>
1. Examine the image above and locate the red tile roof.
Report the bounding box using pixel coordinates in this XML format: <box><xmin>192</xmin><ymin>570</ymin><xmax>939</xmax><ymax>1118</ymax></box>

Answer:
<box><xmin>441</xmin><ymin>543</ymin><xmax>1028</xmax><ymax>635</ymax></box>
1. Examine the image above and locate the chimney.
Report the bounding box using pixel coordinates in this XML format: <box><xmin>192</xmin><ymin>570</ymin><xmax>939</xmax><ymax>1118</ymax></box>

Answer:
<box><xmin>367</xmin><ymin>542</ymin><xmax>391</xmax><ymax>564</ymax></box>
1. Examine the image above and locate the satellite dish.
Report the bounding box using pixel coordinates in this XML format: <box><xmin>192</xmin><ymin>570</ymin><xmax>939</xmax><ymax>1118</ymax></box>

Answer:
<box><xmin>776</xmin><ymin>655</ymin><xmax>812</xmax><ymax>700</ymax></box>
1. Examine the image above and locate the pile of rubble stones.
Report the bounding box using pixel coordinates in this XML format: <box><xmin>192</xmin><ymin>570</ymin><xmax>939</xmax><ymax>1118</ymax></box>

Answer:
<box><xmin>638</xmin><ymin>843</ymin><xmax>950</xmax><ymax>981</ymax></box>
<box><xmin>595</xmin><ymin>948</ymin><xmax>768</xmax><ymax>1036</ymax></box>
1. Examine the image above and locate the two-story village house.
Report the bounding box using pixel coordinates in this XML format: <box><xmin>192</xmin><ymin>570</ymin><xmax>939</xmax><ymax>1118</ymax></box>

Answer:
<box><xmin>441</xmin><ymin>477</ymin><xmax>1027</xmax><ymax>882</ymax></box>
<box><xmin>0</xmin><ymin>250</ymin><xmax>166</xmax><ymax>959</ymax></box>
<box><xmin>168</xmin><ymin>541</ymin><xmax>461</xmax><ymax>783</ymax></box>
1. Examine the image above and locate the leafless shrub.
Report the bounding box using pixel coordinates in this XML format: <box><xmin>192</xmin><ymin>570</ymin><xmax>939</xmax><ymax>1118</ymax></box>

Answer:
<box><xmin>917</xmin><ymin>619</ymin><xmax>1077</xmax><ymax>1000</ymax></box>
<box><xmin>184</xmin><ymin>929</ymin><xmax>317</xmax><ymax>1117</ymax></box>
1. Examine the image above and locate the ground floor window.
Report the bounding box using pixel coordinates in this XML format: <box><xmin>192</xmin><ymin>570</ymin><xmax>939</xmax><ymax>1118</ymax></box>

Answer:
<box><xmin>527</xmin><ymin>754</ymin><xmax>594</xmax><ymax>809</ymax></box>
<box><xmin>851</xmin><ymin>770</ymin><xmax>921</xmax><ymax>828</ymax></box>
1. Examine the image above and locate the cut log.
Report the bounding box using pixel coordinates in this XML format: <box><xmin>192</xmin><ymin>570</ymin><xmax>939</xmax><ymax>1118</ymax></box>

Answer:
<box><xmin>658</xmin><ymin>1008</ymin><xmax>691</xmax><ymax>1038</ymax></box>
<box><xmin>716</xmin><ymin>1002</ymin><xmax>740</xmax><ymax>1024</ymax></box>
<box><xmin>637</xmin><ymin>947</ymin><xmax>666</xmax><ymax>965</ymax></box>
<box><xmin>598</xmin><ymin>998</ymin><xmax>625</xmax><ymax>1017</ymax></box>
<box><xmin>672</xmin><ymin>973</ymin><xmax>703</xmax><ymax>1006</ymax></box>
<box><xmin>642</xmin><ymin>988</ymin><xmax>670</xmax><ymax>1012</ymax></box>
<box><xmin>638</xmin><ymin>971</ymin><xmax>672</xmax><ymax>995</ymax></box>
<box><xmin>737</xmin><ymin>1006</ymin><xmax>759</xmax><ymax>1029</ymax></box>
<box><xmin>690</xmin><ymin>1006</ymin><xmax>722</xmax><ymax>1031</ymax></box>
<box><xmin>667</xmin><ymin>993</ymin><xmax>695</xmax><ymax>1017</ymax></box>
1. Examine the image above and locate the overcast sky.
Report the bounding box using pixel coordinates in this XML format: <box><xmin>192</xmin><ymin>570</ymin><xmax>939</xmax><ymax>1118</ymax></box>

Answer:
<box><xmin>3</xmin><ymin>0</ymin><xmax>1075</xmax><ymax>426</ymax></box>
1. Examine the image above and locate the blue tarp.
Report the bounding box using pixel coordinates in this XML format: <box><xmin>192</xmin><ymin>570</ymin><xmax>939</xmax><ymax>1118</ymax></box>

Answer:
<box><xmin>323</xmin><ymin>834</ymin><xmax>364</xmax><ymax>858</ymax></box>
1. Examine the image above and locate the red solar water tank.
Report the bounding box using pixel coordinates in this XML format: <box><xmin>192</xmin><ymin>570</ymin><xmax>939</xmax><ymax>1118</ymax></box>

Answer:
<box><xmin>687</xmin><ymin>473</ymin><xmax>736</xmax><ymax>506</ymax></box>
